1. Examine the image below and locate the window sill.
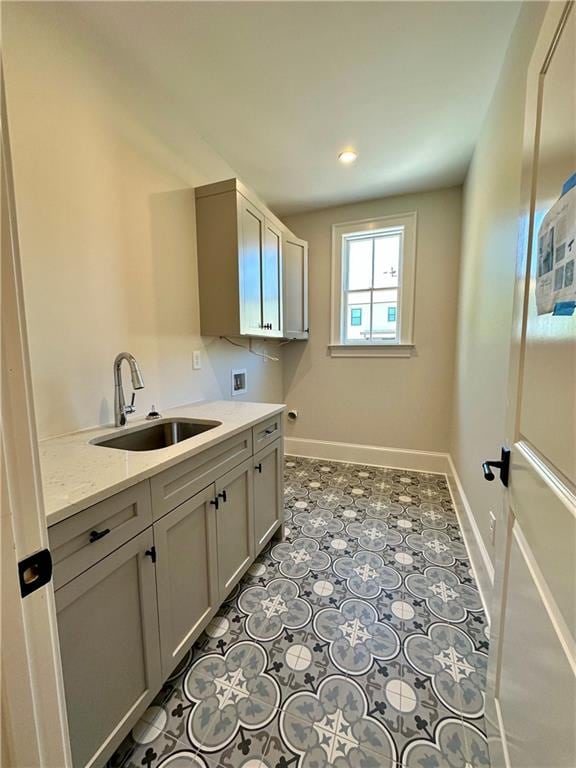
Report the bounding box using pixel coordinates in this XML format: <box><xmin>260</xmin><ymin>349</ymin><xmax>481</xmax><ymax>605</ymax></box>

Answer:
<box><xmin>328</xmin><ymin>343</ymin><xmax>415</xmax><ymax>358</ymax></box>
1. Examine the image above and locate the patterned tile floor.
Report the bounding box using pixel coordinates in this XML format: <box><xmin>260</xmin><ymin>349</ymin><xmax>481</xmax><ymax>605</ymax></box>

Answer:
<box><xmin>109</xmin><ymin>457</ymin><xmax>491</xmax><ymax>768</ymax></box>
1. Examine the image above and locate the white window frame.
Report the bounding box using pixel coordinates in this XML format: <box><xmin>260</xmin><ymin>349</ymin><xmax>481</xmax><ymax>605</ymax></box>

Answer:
<box><xmin>329</xmin><ymin>212</ymin><xmax>417</xmax><ymax>357</ymax></box>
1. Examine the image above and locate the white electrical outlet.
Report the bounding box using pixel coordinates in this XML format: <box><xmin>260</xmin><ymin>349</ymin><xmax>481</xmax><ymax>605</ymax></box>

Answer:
<box><xmin>489</xmin><ymin>510</ymin><xmax>496</xmax><ymax>546</ymax></box>
<box><xmin>192</xmin><ymin>350</ymin><xmax>201</xmax><ymax>370</ymax></box>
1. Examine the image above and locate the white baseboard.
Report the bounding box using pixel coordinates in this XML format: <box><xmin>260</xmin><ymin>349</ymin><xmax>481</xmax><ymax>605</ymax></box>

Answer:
<box><xmin>285</xmin><ymin>436</ymin><xmax>494</xmax><ymax>621</ymax></box>
<box><xmin>284</xmin><ymin>437</ymin><xmax>451</xmax><ymax>474</ymax></box>
<box><xmin>445</xmin><ymin>455</ymin><xmax>494</xmax><ymax>619</ymax></box>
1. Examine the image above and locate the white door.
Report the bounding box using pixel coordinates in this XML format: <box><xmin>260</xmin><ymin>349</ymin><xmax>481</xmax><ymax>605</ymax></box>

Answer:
<box><xmin>485</xmin><ymin>4</ymin><xmax>576</xmax><ymax>767</ymax></box>
<box><xmin>1</xmin><ymin>70</ymin><xmax>71</xmax><ymax>767</ymax></box>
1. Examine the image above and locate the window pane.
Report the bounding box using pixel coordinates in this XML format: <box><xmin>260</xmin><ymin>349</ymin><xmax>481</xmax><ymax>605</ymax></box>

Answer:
<box><xmin>345</xmin><ymin>291</ymin><xmax>371</xmax><ymax>340</ymax></box>
<box><xmin>346</xmin><ymin>238</ymin><xmax>372</xmax><ymax>290</ymax></box>
<box><xmin>374</xmin><ymin>235</ymin><xmax>400</xmax><ymax>288</ymax></box>
<box><xmin>350</xmin><ymin>308</ymin><xmax>362</xmax><ymax>326</ymax></box>
<box><xmin>372</xmin><ymin>289</ymin><xmax>398</xmax><ymax>341</ymax></box>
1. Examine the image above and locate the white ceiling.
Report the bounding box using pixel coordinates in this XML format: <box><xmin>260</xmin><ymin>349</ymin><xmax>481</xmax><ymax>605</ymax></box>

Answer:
<box><xmin>74</xmin><ymin>1</ymin><xmax>520</xmax><ymax>215</ymax></box>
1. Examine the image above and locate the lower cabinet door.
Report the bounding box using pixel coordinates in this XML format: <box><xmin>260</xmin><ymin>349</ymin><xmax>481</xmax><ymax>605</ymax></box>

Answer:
<box><xmin>55</xmin><ymin>529</ymin><xmax>161</xmax><ymax>768</ymax></box>
<box><xmin>215</xmin><ymin>458</ymin><xmax>254</xmax><ymax>598</ymax></box>
<box><xmin>154</xmin><ymin>484</ymin><xmax>218</xmax><ymax>677</ymax></box>
<box><xmin>253</xmin><ymin>438</ymin><xmax>284</xmax><ymax>552</ymax></box>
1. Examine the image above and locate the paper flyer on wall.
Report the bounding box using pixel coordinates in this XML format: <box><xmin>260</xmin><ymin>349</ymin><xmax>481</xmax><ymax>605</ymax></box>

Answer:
<box><xmin>536</xmin><ymin>173</ymin><xmax>576</xmax><ymax>316</ymax></box>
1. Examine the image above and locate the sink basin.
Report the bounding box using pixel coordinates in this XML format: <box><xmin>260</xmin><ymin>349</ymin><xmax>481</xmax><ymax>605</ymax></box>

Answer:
<box><xmin>92</xmin><ymin>419</ymin><xmax>221</xmax><ymax>452</ymax></box>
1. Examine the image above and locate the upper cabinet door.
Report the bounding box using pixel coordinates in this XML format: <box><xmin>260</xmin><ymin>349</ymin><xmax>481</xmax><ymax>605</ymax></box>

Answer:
<box><xmin>238</xmin><ymin>196</ymin><xmax>264</xmax><ymax>335</ymax></box>
<box><xmin>283</xmin><ymin>233</ymin><xmax>309</xmax><ymax>339</ymax></box>
<box><xmin>262</xmin><ymin>219</ymin><xmax>283</xmax><ymax>335</ymax></box>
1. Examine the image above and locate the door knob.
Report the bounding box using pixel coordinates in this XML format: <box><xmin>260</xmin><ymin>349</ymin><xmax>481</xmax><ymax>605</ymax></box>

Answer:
<box><xmin>482</xmin><ymin>447</ymin><xmax>510</xmax><ymax>487</ymax></box>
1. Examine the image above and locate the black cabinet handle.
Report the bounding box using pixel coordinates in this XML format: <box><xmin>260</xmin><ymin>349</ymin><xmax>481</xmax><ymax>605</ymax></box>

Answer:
<box><xmin>89</xmin><ymin>528</ymin><xmax>110</xmax><ymax>543</ymax></box>
<box><xmin>210</xmin><ymin>497</ymin><xmax>219</xmax><ymax>510</ymax></box>
<box><xmin>145</xmin><ymin>546</ymin><xmax>157</xmax><ymax>564</ymax></box>
<box><xmin>218</xmin><ymin>490</ymin><xmax>227</xmax><ymax>503</ymax></box>
<box><xmin>482</xmin><ymin>447</ymin><xmax>510</xmax><ymax>487</ymax></box>
<box><xmin>265</xmin><ymin>427</ymin><xmax>275</xmax><ymax>435</ymax></box>
<box><xmin>255</xmin><ymin>463</ymin><xmax>262</xmax><ymax>473</ymax></box>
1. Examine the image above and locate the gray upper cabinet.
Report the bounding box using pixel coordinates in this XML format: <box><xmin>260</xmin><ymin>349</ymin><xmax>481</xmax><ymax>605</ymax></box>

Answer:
<box><xmin>215</xmin><ymin>458</ymin><xmax>254</xmax><ymax>597</ymax></box>
<box><xmin>253</xmin><ymin>439</ymin><xmax>284</xmax><ymax>553</ymax></box>
<box><xmin>155</xmin><ymin>484</ymin><xmax>219</xmax><ymax>677</ymax></box>
<box><xmin>195</xmin><ymin>178</ymin><xmax>308</xmax><ymax>340</ymax></box>
<box><xmin>55</xmin><ymin>529</ymin><xmax>161</xmax><ymax>768</ymax></box>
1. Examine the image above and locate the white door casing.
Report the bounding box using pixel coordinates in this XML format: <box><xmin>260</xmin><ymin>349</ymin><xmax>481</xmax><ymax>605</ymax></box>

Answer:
<box><xmin>485</xmin><ymin>4</ymin><xmax>576</xmax><ymax>767</ymax></box>
<box><xmin>1</xmin><ymin>67</ymin><xmax>72</xmax><ymax>767</ymax></box>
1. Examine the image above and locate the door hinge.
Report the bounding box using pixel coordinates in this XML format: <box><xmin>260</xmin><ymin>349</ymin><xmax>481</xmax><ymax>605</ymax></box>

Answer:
<box><xmin>18</xmin><ymin>548</ymin><xmax>53</xmax><ymax>598</ymax></box>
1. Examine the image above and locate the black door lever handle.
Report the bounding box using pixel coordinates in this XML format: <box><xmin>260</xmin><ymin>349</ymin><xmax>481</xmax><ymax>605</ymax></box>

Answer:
<box><xmin>482</xmin><ymin>462</ymin><xmax>496</xmax><ymax>481</ymax></box>
<box><xmin>482</xmin><ymin>448</ymin><xmax>510</xmax><ymax>487</ymax></box>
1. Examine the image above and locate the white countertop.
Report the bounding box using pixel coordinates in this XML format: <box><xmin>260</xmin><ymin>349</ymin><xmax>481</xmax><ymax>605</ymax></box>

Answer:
<box><xmin>40</xmin><ymin>400</ymin><xmax>285</xmax><ymax>526</ymax></box>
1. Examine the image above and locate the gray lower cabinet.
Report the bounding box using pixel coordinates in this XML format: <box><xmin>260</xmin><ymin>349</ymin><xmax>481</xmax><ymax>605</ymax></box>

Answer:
<box><xmin>215</xmin><ymin>458</ymin><xmax>254</xmax><ymax>597</ymax></box>
<box><xmin>53</xmin><ymin>418</ymin><xmax>284</xmax><ymax>767</ymax></box>
<box><xmin>55</xmin><ymin>529</ymin><xmax>161</xmax><ymax>768</ymax></box>
<box><xmin>154</xmin><ymin>484</ymin><xmax>219</xmax><ymax>677</ymax></box>
<box><xmin>253</xmin><ymin>439</ymin><xmax>284</xmax><ymax>553</ymax></box>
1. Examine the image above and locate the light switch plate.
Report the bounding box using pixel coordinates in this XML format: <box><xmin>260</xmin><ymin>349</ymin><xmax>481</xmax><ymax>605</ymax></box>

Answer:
<box><xmin>192</xmin><ymin>350</ymin><xmax>201</xmax><ymax>370</ymax></box>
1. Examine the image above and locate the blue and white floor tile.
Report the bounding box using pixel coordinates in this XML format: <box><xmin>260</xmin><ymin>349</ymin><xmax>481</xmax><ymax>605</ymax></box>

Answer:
<box><xmin>108</xmin><ymin>457</ymin><xmax>491</xmax><ymax>768</ymax></box>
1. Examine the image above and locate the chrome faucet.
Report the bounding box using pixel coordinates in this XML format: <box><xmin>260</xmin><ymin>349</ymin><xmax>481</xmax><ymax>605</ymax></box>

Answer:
<box><xmin>113</xmin><ymin>352</ymin><xmax>144</xmax><ymax>427</ymax></box>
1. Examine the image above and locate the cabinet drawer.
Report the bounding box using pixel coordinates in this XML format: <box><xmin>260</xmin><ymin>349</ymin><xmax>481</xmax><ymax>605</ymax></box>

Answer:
<box><xmin>253</xmin><ymin>414</ymin><xmax>283</xmax><ymax>451</ymax></box>
<box><xmin>49</xmin><ymin>482</ymin><xmax>153</xmax><ymax>590</ymax></box>
<box><xmin>151</xmin><ymin>429</ymin><xmax>253</xmax><ymax>519</ymax></box>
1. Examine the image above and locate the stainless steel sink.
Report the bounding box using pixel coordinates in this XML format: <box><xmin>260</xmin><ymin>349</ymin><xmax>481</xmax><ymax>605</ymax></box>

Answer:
<box><xmin>91</xmin><ymin>419</ymin><xmax>221</xmax><ymax>452</ymax></box>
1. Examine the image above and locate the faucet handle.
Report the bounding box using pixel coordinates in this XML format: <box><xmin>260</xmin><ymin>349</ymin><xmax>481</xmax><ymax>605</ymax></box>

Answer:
<box><xmin>125</xmin><ymin>391</ymin><xmax>136</xmax><ymax>415</ymax></box>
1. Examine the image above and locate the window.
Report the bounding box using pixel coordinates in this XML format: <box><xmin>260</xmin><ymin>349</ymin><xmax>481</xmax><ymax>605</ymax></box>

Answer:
<box><xmin>350</xmin><ymin>308</ymin><xmax>362</xmax><ymax>326</ymax></box>
<box><xmin>330</xmin><ymin>212</ymin><xmax>417</xmax><ymax>357</ymax></box>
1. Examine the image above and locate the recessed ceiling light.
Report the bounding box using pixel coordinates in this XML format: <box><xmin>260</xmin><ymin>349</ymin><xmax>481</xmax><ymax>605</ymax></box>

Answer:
<box><xmin>338</xmin><ymin>149</ymin><xmax>358</xmax><ymax>164</ymax></box>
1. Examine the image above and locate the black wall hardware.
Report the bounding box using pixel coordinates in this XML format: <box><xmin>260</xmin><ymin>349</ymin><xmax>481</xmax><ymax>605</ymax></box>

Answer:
<box><xmin>89</xmin><ymin>528</ymin><xmax>110</xmax><ymax>543</ymax></box>
<box><xmin>218</xmin><ymin>490</ymin><xmax>227</xmax><ymax>503</ymax></box>
<box><xmin>255</xmin><ymin>463</ymin><xmax>263</xmax><ymax>473</ymax></box>
<box><xmin>145</xmin><ymin>546</ymin><xmax>157</xmax><ymax>563</ymax></box>
<box><xmin>18</xmin><ymin>548</ymin><xmax>53</xmax><ymax>598</ymax></box>
<box><xmin>482</xmin><ymin>447</ymin><xmax>511</xmax><ymax>487</ymax></box>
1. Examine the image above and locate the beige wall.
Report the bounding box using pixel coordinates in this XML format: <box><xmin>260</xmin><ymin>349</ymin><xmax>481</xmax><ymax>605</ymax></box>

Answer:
<box><xmin>283</xmin><ymin>187</ymin><xmax>462</xmax><ymax>453</ymax></box>
<box><xmin>3</xmin><ymin>3</ymin><xmax>283</xmax><ymax>440</ymax></box>
<box><xmin>450</xmin><ymin>2</ymin><xmax>546</xmax><ymax>561</ymax></box>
